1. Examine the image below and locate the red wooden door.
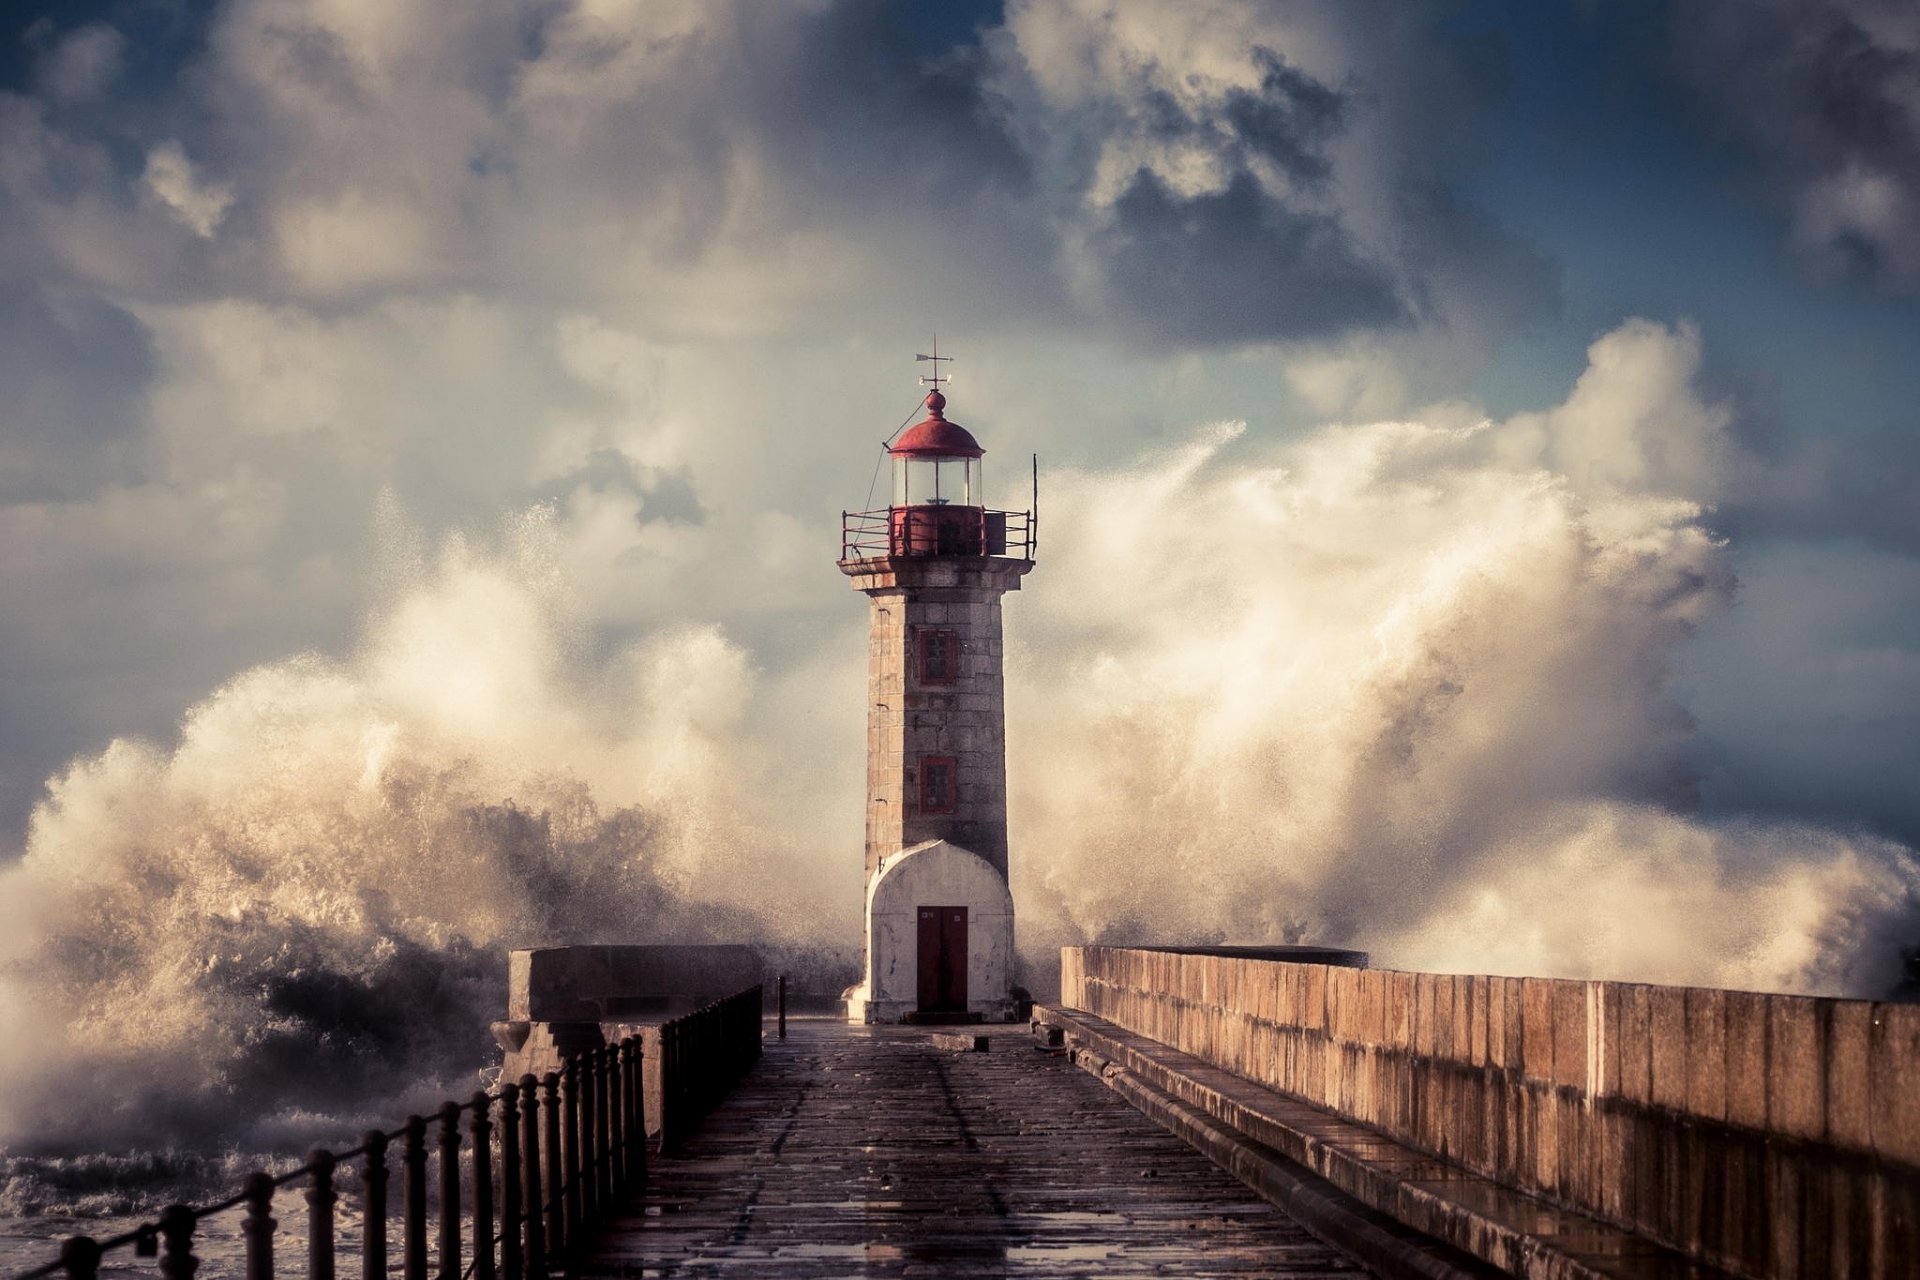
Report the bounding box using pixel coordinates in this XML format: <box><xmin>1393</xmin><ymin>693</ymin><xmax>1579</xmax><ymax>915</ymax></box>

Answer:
<box><xmin>916</xmin><ymin>905</ymin><xmax>968</xmax><ymax>1012</ymax></box>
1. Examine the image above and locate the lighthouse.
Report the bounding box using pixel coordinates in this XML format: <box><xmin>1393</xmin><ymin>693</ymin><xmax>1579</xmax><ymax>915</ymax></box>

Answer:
<box><xmin>839</xmin><ymin>363</ymin><xmax>1035</xmax><ymax>1024</ymax></box>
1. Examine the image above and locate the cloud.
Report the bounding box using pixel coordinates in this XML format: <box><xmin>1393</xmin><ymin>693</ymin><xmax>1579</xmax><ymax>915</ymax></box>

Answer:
<box><xmin>1672</xmin><ymin>0</ymin><xmax>1920</xmax><ymax>291</ymax></box>
<box><xmin>142</xmin><ymin>141</ymin><xmax>235</xmax><ymax>239</ymax></box>
<box><xmin>0</xmin><ymin>0</ymin><xmax>1547</xmax><ymax>348</ymax></box>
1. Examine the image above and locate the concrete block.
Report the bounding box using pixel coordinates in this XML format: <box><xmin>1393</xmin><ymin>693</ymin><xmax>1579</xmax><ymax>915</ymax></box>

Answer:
<box><xmin>1684</xmin><ymin>986</ymin><xmax>1727</xmax><ymax>1122</ymax></box>
<box><xmin>1868</xmin><ymin>1002</ymin><xmax>1920</xmax><ymax>1165</ymax></box>
<box><xmin>1550</xmin><ymin>980</ymin><xmax>1586</xmax><ymax>1093</ymax></box>
<box><xmin>1724</xmin><ymin>989</ymin><xmax>1769</xmax><ymax>1130</ymax></box>
<box><xmin>1768</xmin><ymin>996</ymin><xmax>1825</xmax><ymax>1142</ymax></box>
<box><xmin>1825</xmin><ymin>999</ymin><xmax>1872</xmax><ymax>1152</ymax></box>
<box><xmin>1521</xmin><ymin>979</ymin><xmax>1555</xmax><ymax>1085</ymax></box>
<box><xmin>929</xmin><ymin>1031</ymin><xmax>989</xmax><ymax>1052</ymax></box>
<box><xmin>507</xmin><ymin>945</ymin><xmax>762</xmax><ymax>1020</ymax></box>
<box><xmin>1616</xmin><ymin>983</ymin><xmax>1652</xmax><ymax>1105</ymax></box>
<box><xmin>1648</xmin><ymin>984</ymin><xmax>1688</xmax><ymax>1112</ymax></box>
<box><xmin>1485</xmin><ymin>976</ymin><xmax>1511</xmax><ymax>1070</ymax></box>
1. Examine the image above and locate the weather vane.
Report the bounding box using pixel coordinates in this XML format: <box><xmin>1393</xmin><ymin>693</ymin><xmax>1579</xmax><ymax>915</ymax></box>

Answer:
<box><xmin>915</xmin><ymin>335</ymin><xmax>952</xmax><ymax>390</ymax></box>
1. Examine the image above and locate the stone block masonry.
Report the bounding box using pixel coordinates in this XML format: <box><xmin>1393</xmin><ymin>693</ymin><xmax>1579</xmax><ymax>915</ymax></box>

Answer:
<box><xmin>846</xmin><ymin>556</ymin><xmax>1031</xmax><ymax>879</ymax></box>
<box><xmin>1059</xmin><ymin>945</ymin><xmax>1920</xmax><ymax>1280</ymax></box>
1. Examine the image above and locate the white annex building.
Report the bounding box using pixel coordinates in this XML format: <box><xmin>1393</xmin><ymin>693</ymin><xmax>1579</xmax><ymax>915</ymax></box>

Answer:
<box><xmin>838</xmin><ymin>368</ymin><xmax>1036</xmax><ymax>1024</ymax></box>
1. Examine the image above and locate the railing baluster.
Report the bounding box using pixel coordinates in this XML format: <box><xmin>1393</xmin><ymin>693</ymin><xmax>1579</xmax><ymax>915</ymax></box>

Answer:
<box><xmin>541</xmin><ymin>1072</ymin><xmax>564</xmax><ymax>1258</ymax></box>
<box><xmin>470</xmin><ymin>1093</ymin><xmax>495</xmax><ymax>1280</ymax></box>
<box><xmin>242</xmin><ymin>1172</ymin><xmax>276</xmax><ymax>1280</ymax></box>
<box><xmin>307</xmin><ymin>1151</ymin><xmax>336</xmax><ymax>1280</ymax></box>
<box><xmin>595</xmin><ymin>1046</ymin><xmax>613</xmax><ymax>1210</ymax></box>
<box><xmin>58</xmin><ymin>1235</ymin><xmax>101</xmax><ymax>1280</ymax></box>
<box><xmin>403</xmin><ymin>1116</ymin><xmax>429</xmax><ymax>1280</ymax></box>
<box><xmin>620</xmin><ymin>1039</ymin><xmax>643</xmax><ymax>1186</ymax></box>
<box><xmin>521</xmin><ymin>1075</ymin><xmax>546</xmax><ymax>1279</ymax></box>
<box><xmin>361</xmin><ymin>1132</ymin><xmax>389</xmax><ymax>1280</ymax></box>
<box><xmin>562</xmin><ymin>1057</ymin><xmax>582</xmax><ymax>1249</ymax></box>
<box><xmin>437</xmin><ymin>1101</ymin><xmax>462</xmax><ymax>1280</ymax></box>
<box><xmin>158</xmin><ymin>1205</ymin><xmax>198</xmax><ymax>1280</ymax></box>
<box><xmin>606</xmin><ymin>1045</ymin><xmax>624</xmax><ymax>1204</ymax></box>
<box><xmin>500</xmin><ymin>1084</ymin><xmax>522</xmax><ymax>1280</ymax></box>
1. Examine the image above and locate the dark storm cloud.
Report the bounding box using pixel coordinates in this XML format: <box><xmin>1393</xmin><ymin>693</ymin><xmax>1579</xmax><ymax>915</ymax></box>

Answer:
<box><xmin>1094</xmin><ymin>170</ymin><xmax>1400</xmax><ymax>344</ymax></box>
<box><xmin>1672</xmin><ymin>0</ymin><xmax>1920</xmax><ymax>290</ymax></box>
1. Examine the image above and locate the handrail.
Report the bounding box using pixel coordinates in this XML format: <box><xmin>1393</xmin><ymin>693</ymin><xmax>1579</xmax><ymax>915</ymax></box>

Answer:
<box><xmin>18</xmin><ymin>985</ymin><xmax>766</xmax><ymax>1280</ymax></box>
<box><xmin>840</xmin><ymin>506</ymin><xmax>1036</xmax><ymax>562</ymax></box>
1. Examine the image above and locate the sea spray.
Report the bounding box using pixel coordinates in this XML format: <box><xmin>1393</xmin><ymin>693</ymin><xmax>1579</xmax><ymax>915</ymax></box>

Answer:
<box><xmin>1007</xmin><ymin>322</ymin><xmax>1920</xmax><ymax>994</ymax></box>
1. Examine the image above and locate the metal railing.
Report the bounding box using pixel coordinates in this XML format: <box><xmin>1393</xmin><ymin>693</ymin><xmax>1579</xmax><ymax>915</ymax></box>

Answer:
<box><xmin>840</xmin><ymin>507</ymin><xmax>1036</xmax><ymax>562</ymax></box>
<box><xmin>656</xmin><ymin>988</ymin><xmax>764</xmax><ymax>1151</ymax></box>
<box><xmin>20</xmin><ymin>985</ymin><xmax>767</xmax><ymax>1280</ymax></box>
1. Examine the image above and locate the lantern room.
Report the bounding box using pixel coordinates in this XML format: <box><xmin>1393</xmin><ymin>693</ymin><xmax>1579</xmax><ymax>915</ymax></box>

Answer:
<box><xmin>890</xmin><ymin>391</ymin><xmax>983</xmax><ymax>507</ymax></box>
<box><xmin>882</xmin><ymin>390</ymin><xmax>1002</xmax><ymax>557</ymax></box>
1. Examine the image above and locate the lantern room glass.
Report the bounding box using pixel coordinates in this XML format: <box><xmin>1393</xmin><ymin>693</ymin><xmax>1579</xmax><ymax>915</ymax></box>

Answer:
<box><xmin>893</xmin><ymin>455</ymin><xmax>979</xmax><ymax>507</ymax></box>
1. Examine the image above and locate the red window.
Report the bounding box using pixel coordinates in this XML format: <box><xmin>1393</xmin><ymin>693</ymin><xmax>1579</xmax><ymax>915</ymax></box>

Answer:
<box><xmin>919</xmin><ymin>756</ymin><xmax>957</xmax><ymax>813</ymax></box>
<box><xmin>918</xmin><ymin>629</ymin><xmax>959</xmax><ymax>684</ymax></box>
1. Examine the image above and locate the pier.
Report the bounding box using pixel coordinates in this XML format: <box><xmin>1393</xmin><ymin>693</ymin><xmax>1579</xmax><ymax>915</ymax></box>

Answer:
<box><xmin>579</xmin><ymin>1020</ymin><xmax>1369</xmax><ymax>1277</ymax></box>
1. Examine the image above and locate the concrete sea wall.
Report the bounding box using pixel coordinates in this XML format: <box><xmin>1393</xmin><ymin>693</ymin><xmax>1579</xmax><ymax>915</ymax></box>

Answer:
<box><xmin>1061</xmin><ymin>945</ymin><xmax>1920</xmax><ymax>1279</ymax></box>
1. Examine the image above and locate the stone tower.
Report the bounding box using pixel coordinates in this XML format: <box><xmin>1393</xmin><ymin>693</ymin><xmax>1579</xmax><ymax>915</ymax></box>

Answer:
<box><xmin>839</xmin><ymin>381</ymin><xmax>1035</xmax><ymax>1023</ymax></box>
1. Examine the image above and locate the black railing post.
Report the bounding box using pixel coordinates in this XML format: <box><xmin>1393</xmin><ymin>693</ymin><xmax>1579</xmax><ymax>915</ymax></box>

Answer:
<box><xmin>361</xmin><ymin>1131</ymin><xmax>389</xmax><ymax>1280</ymax></box>
<box><xmin>58</xmin><ymin>1236</ymin><xmax>101</xmax><ymax>1280</ymax></box>
<box><xmin>778</xmin><ymin>975</ymin><xmax>787</xmax><ymax>1040</ymax></box>
<box><xmin>242</xmin><ymin>1172</ymin><xmax>276</xmax><ymax>1280</ymax></box>
<box><xmin>605</xmin><ymin>1045</ymin><xmax>624</xmax><ymax>1205</ymax></box>
<box><xmin>499</xmin><ymin>1084</ymin><xmax>522</xmax><ymax>1280</ymax></box>
<box><xmin>561</xmin><ymin>1057</ymin><xmax>582</xmax><ymax>1247</ymax></box>
<box><xmin>307</xmin><ymin>1150</ymin><xmax>336</xmax><ymax>1280</ymax></box>
<box><xmin>158</xmin><ymin>1205</ymin><xmax>198</xmax><ymax>1280</ymax></box>
<box><xmin>469</xmin><ymin>1093</ymin><xmax>495</xmax><ymax>1280</ymax></box>
<box><xmin>403</xmin><ymin>1116</ymin><xmax>429</xmax><ymax>1280</ymax></box>
<box><xmin>437</xmin><ymin>1101</ymin><xmax>462</xmax><ymax>1280</ymax></box>
<box><xmin>579</xmin><ymin>1051</ymin><xmax>597</xmax><ymax>1226</ymax></box>
<box><xmin>620</xmin><ymin>1039</ymin><xmax>643</xmax><ymax>1184</ymax></box>
<box><xmin>541</xmin><ymin>1073</ymin><xmax>564</xmax><ymax>1258</ymax></box>
<box><xmin>597</xmin><ymin>1045</ymin><xmax>615</xmax><ymax>1210</ymax></box>
<box><xmin>521</xmin><ymin>1076</ymin><xmax>546</xmax><ymax>1279</ymax></box>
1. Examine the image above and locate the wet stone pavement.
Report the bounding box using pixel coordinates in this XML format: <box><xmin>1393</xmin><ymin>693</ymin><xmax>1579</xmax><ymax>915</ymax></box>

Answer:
<box><xmin>579</xmin><ymin>1019</ymin><xmax>1371</xmax><ymax>1277</ymax></box>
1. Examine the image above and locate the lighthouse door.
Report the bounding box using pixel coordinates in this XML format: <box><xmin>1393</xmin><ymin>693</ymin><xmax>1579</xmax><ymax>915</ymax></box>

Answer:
<box><xmin>916</xmin><ymin>905</ymin><xmax>968</xmax><ymax>1012</ymax></box>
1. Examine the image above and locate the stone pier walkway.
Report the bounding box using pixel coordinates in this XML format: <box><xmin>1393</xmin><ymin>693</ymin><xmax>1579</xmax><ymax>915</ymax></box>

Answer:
<box><xmin>579</xmin><ymin>1020</ymin><xmax>1370</xmax><ymax>1277</ymax></box>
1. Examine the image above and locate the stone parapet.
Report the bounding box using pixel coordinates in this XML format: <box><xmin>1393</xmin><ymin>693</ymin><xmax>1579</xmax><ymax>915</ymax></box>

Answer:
<box><xmin>1059</xmin><ymin>945</ymin><xmax>1920</xmax><ymax>1280</ymax></box>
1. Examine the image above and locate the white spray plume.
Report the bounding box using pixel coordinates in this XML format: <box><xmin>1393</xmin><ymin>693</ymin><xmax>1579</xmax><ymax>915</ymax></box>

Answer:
<box><xmin>1009</xmin><ymin>320</ymin><xmax>1918</xmax><ymax>996</ymax></box>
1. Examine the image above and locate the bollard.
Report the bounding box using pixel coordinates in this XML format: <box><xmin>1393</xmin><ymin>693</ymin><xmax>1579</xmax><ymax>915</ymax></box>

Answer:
<box><xmin>595</xmin><ymin>1043</ymin><xmax>610</xmax><ymax>1212</ymax></box>
<box><xmin>242</xmin><ymin>1173</ymin><xmax>276</xmax><ymax>1280</ymax></box>
<box><xmin>402</xmin><ymin>1117</ymin><xmax>428</xmax><ymax>1280</ymax></box>
<box><xmin>470</xmin><ymin>1094</ymin><xmax>495</xmax><ymax>1280</ymax></box>
<box><xmin>541</xmin><ymin>1073</ymin><xmax>564</xmax><ymax>1257</ymax></box>
<box><xmin>437</xmin><ymin>1102</ymin><xmax>462</xmax><ymax>1280</ymax></box>
<box><xmin>500</xmin><ymin>1084</ymin><xmax>522</xmax><ymax>1280</ymax></box>
<box><xmin>605</xmin><ymin>1045</ymin><xmax>624</xmax><ymax>1204</ymax></box>
<box><xmin>58</xmin><ymin>1236</ymin><xmax>101</xmax><ymax>1280</ymax></box>
<box><xmin>521</xmin><ymin>1076</ymin><xmax>547</xmax><ymax>1279</ymax></box>
<box><xmin>361</xmin><ymin>1132</ymin><xmax>389</xmax><ymax>1280</ymax></box>
<box><xmin>158</xmin><ymin>1205</ymin><xmax>198</xmax><ymax>1280</ymax></box>
<box><xmin>306</xmin><ymin>1151</ymin><xmax>336</xmax><ymax>1280</ymax></box>
<box><xmin>562</xmin><ymin>1057</ymin><xmax>583</xmax><ymax>1247</ymax></box>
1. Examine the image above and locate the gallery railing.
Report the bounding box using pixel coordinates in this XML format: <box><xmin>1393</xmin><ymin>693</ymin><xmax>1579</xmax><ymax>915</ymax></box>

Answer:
<box><xmin>20</xmin><ymin>986</ymin><xmax>766</xmax><ymax>1280</ymax></box>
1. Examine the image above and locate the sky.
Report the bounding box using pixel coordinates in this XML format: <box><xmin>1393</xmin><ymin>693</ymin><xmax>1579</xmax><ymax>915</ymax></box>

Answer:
<box><xmin>2</xmin><ymin>0</ymin><xmax>1920</xmax><ymax>1074</ymax></box>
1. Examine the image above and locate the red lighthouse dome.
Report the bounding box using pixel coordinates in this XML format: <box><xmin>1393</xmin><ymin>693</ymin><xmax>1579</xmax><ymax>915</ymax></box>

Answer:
<box><xmin>889</xmin><ymin>391</ymin><xmax>984</xmax><ymax>459</ymax></box>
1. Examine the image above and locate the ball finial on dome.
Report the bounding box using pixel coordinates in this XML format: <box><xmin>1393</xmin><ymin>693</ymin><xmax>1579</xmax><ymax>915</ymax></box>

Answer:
<box><xmin>924</xmin><ymin>389</ymin><xmax>946</xmax><ymax>415</ymax></box>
